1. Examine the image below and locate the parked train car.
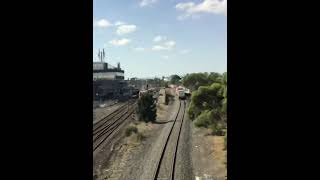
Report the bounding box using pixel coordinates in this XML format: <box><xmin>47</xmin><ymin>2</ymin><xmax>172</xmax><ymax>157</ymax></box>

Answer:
<box><xmin>184</xmin><ymin>88</ymin><xmax>191</xmax><ymax>97</ymax></box>
<box><xmin>176</xmin><ymin>86</ymin><xmax>186</xmax><ymax>99</ymax></box>
<box><xmin>169</xmin><ymin>84</ymin><xmax>177</xmax><ymax>89</ymax></box>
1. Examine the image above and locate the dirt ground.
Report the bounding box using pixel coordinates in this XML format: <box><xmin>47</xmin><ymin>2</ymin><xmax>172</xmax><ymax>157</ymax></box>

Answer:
<box><xmin>191</xmin><ymin>126</ymin><xmax>227</xmax><ymax>180</ymax></box>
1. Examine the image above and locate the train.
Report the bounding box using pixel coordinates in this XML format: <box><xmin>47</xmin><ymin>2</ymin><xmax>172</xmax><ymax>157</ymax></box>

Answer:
<box><xmin>184</xmin><ymin>88</ymin><xmax>191</xmax><ymax>97</ymax></box>
<box><xmin>175</xmin><ymin>86</ymin><xmax>186</xmax><ymax>99</ymax></box>
<box><xmin>172</xmin><ymin>85</ymin><xmax>191</xmax><ymax>99</ymax></box>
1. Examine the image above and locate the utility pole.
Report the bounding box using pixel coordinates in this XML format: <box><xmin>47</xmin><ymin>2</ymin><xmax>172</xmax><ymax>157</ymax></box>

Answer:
<box><xmin>102</xmin><ymin>48</ymin><xmax>105</xmax><ymax>62</ymax></box>
<box><xmin>98</xmin><ymin>49</ymin><xmax>100</xmax><ymax>62</ymax></box>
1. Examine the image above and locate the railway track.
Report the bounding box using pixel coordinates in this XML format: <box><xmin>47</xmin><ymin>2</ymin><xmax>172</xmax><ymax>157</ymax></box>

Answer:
<box><xmin>93</xmin><ymin>99</ymin><xmax>137</xmax><ymax>152</ymax></box>
<box><xmin>93</xmin><ymin>99</ymin><xmax>136</xmax><ymax>133</ymax></box>
<box><xmin>152</xmin><ymin>100</ymin><xmax>186</xmax><ymax>180</ymax></box>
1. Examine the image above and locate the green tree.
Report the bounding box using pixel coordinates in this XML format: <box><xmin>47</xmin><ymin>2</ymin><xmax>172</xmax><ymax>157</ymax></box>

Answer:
<box><xmin>170</xmin><ymin>75</ymin><xmax>181</xmax><ymax>85</ymax></box>
<box><xmin>220</xmin><ymin>72</ymin><xmax>227</xmax><ymax>115</ymax></box>
<box><xmin>185</xmin><ymin>72</ymin><xmax>227</xmax><ymax>133</ymax></box>
<box><xmin>182</xmin><ymin>73</ymin><xmax>211</xmax><ymax>91</ymax></box>
<box><xmin>208</xmin><ymin>72</ymin><xmax>222</xmax><ymax>84</ymax></box>
<box><xmin>181</xmin><ymin>72</ymin><xmax>224</xmax><ymax>91</ymax></box>
<box><xmin>191</xmin><ymin>84</ymin><xmax>223</xmax><ymax>112</ymax></box>
<box><xmin>194</xmin><ymin>110</ymin><xmax>214</xmax><ymax>128</ymax></box>
<box><xmin>136</xmin><ymin>93</ymin><xmax>157</xmax><ymax>122</ymax></box>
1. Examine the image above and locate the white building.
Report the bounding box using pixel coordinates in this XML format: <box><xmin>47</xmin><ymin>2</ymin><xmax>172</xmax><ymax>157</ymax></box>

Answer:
<box><xmin>93</xmin><ymin>62</ymin><xmax>124</xmax><ymax>80</ymax></box>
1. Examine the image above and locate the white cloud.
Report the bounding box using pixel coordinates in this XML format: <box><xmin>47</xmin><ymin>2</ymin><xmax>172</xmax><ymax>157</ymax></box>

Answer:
<box><xmin>152</xmin><ymin>40</ymin><xmax>176</xmax><ymax>51</ymax></box>
<box><xmin>176</xmin><ymin>2</ymin><xmax>195</xmax><ymax>10</ymax></box>
<box><xmin>94</xmin><ymin>19</ymin><xmax>112</xmax><ymax>28</ymax></box>
<box><xmin>162</xmin><ymin>55</ymin><xmax>169</xmax><ymax>59</ymax></box>
<box><xmin>180</xmin><ymin>49</ymin><xmax>190</xmax><ymax>54</ymax></box>
<box><xmin>109</xmin><ymin>38</ymin><xmax>131</xmax><ymax>46</ymax></box>
<box><xmin>134</xmin><ymin>47</ymin><xmax>145</xmax><ymax>51</ymax></box>
<box><xmin>153</xmin><ymin>35</ymin><xmax>167</xmax><ymax>42</ymax></box>
<box><xmin>164</xmin><ymin>41</ymin><xmax>176</xmax><ymax>48</ymax></box>
<box><xmin>139</xmin><ymin>0</ymin><xmax>158</xmax><ymax>7</ymax></box>
<box><xmin>116</xmin><ymin>24</ymin><xmax>137</xmax><ymax>35</ymax></box>
<box><xmin>152</xmin><ymin>45</ymin><xmax>168</xmax><ymax>51</ymax></box>
<box><xmin>114</xmin><ymin>21</ymin><xmax>126</xmax><ymax>26</ymax></box>
<box><xmin>177</xmin><ymin>14</ymin><xmax>200</xmax><ymax>21</ymax></box>
<box><xmin>175</xmin><ymin>0</ymin><xmax>227</xmax><ymax>20</ymax></box>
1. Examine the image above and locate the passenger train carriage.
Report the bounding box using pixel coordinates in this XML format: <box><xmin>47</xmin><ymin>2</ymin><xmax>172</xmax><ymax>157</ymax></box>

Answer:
<box><xmin>175</xmin><ymin>86</ymin><xmax>186</xmax><ymax>99</ymax></box>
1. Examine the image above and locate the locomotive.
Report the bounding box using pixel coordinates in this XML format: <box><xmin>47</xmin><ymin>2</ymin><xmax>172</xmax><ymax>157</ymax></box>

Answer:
<box><xmin>175</xmin><ymin>86</ymin><xmax>186</xmax><ymax>99</ymax></box>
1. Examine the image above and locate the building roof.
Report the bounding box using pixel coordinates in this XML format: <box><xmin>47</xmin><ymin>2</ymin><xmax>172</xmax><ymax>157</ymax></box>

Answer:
<box><xmin>93</xmin><ymin>62</ymin><xmax>124</xmax><ymax>73</ymax></box>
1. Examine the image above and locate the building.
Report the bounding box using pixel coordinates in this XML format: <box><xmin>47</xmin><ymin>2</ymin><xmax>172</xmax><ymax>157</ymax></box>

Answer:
<box><xmin>93</xmin><ymin>61</ymin><xmax>132</xmax><ymax>101</ymax></box>
<box><xmin>93</xmin><ymin>62</ymin><xmax>124</xmax><ymax>80</ymax></box>
<box><xmin>93</xmin><ymin>48</ymin><xmax>135</xmax><ymax>102</ymax></box>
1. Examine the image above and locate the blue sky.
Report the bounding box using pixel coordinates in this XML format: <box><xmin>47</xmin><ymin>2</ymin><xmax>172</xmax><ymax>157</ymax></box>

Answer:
<box><xmin>93</xmin><ymin>0</ymin><xmax>227</xmax><ymax>79</ymax></box>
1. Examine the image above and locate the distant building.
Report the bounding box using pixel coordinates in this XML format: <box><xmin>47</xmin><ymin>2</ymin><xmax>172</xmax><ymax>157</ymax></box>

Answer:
<box><xmin>93</xmin><ymin>48</ymin><xmax>130</xmax><ymax>102</ymax></box>
<box><xmin>93</xmin><ymin>61</ymin><xmax>132</xmax><ymax>102</ymax></box>
<box><xmin>93</xmin><ymin>62</ymin><xmax>124</xmax><ymax>80</ymax></box>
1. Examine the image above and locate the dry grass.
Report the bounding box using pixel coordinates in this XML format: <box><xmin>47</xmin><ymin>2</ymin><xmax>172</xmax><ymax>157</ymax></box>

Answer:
<box><xmin>193</xmin><ymin>127</ymin><xmax>227</xmax><ymax>178</ymax></box>
<box><xmin>156</xmin><ymin>103</ymin><xmax>168</xmax><ymax>120</ymax></box>
<box><xmin>211</xmin><ymin>136</ymin><xmax>227</xmax><ymax>175</ymax></box>
<box><xmin>124</xmin><ymin>122</ymin><xmax>154</xmax><ymax>145</ymax></box>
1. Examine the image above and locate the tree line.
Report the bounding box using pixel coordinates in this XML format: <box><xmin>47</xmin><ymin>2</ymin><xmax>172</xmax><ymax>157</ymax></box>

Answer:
<box><xmin>182</xmin><ymin>72</ymin><xmax>227</xmax><ymax>136</ymax></box>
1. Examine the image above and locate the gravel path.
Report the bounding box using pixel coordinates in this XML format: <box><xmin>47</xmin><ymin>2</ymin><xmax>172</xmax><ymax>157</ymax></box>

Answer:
<box><xmin>137</xmin><ymin>99</ymin><xmax>180</xmax><ymax>180</ymax></box>
<box><xmin>175</xmin><ymin>100</ymin><xmax>194</xmax><ymax>180</ymax></box>
<box><xmin>157</xmin><ymin>100</ymin><xmax>185</xmax><ymax>179</ymax></box>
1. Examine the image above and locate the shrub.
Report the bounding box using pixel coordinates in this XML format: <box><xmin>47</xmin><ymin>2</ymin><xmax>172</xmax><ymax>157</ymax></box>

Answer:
<box><xmin>136</xmin><ymin>132</ymin><xmax>145</xmax><ymax>141</ymax></box>
<box><xmin>165</xmin><ymin>93</ymin><xmax>169</xmax><ymax>105</ymax></box>
<box><xmin>137</xmin><ymin>94</ymin><xmax>157</xmax><ymax>122</ymax></box>
<box><xmin>194</xmin><ymin>110</ymin><xmax>213</xmax><ymax>128</ymax></box>
<box><xmin>125</xmin><ymin>126</ymin><xmax>138</xmax><ymax>137</ymax></box>
<box><xmin>224</xmin><ymin>131</ymin><xmax>227</xmax><ymax>150</ymax></box>
<box><xmin>221</xmin><ymin>98</ymin><xmax>227</xmax><ymax>113</ymax></box>
<box><xmin>187</xmin><ymin>102</ymin><xmax>195</xmax><ymax>120</ymax></box>
<box><xmin>188</xmin><ymin>100</ymin><xmax>202</xmax><ymax>120</ymax></box>
<box><xmin>209</xmin><ymin>122</ymin><xmax>224</xmax><ymax>136</ymax></box>
<box><xmin>164</xmin><ymin>82</ymin><xmax>169</xmax><ymax>88</ymax></box>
